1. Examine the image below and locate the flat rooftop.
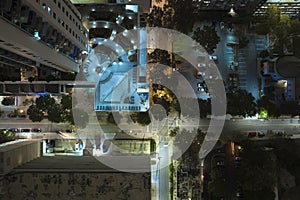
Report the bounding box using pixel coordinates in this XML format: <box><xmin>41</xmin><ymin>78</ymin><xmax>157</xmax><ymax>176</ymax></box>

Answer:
<box><xmin>14</xmin><ymin>155</ymin><xmax>150</xmax><ymax>173</ymax></box>
<box><xmin>3</xmin><ymin>155</ymin><xmax>151</xmax><ymax>200</ymax></box>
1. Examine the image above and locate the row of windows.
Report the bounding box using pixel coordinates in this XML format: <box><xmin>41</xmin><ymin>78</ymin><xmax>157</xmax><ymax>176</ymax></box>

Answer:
<box><xmin>36</xmin><ymin>0</ymin><xmax>86</xmax><ymax>47</ymax></box>
<box><xmin>52</xmin><ymin>0</ymin><xmax>82</xmax><ymax>31</ymax></box>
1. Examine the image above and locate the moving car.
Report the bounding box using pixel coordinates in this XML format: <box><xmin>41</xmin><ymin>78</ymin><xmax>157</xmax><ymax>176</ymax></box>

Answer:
<box><xmin>258</xmin><ymin>131</ymin><xmax>265</xmax><ymax>138</ymax></box>
<box><xmin>248</xmin><ymin>131</ymin><xmax>257</xmax><ymax>137</ymax></box>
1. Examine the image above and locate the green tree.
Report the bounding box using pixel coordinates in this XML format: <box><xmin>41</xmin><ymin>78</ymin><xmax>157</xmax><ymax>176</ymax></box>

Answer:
<box><xmin>257</xmin><ymin>95</ymin><xmax>281</xmax><ymax>118</ymax></box>
<box><xmin>1</xmin><ymin>97</ymin><xmax>15</xmax><ymax>106</ymax></box>
<box><xmin>169</xmin><ymin>126</ymin><xmax>179</xmax><ymax>137</ymax></box>
<box><xmin>208</xmin><ymin>168</ymin><xmax>226</xmax><ymax>198</ymax></box>
<box><xmin>227</xmin><ymin>89</ymin><xmax>257</xmax><ymax>117</ymax></box>
<box><xmin>61</xmin><ymin>95</ymin><xmax>73</xmax><ymax>110</ymax></box>
<box><xmin>192</xmin><ymin>25</ymin><xmax>220</xmax><ymax>54</ymax></box>
<box><xmin>27</xmin><ymin>105</ymin><xmax>44</xmax><ymax>122</ymax></box>
<box><xmin>170</xmin><ymin>0</ymin><xmax>195</xmax><ymax>34</ymax></box>
<box><xmin>147</xmin><ymin>5</ymin><xmax>174</xmax><ymax>29</ymax></box>
<box><xmin>290</xmin><ymin>19</ymin><xmax>300</xmax><ymax>36</ymax></box>
<box><xmin>274</xmin><ymin>14</ymin><xmax>292</xmax><ymax>54</ymax></box>
<box><xmin>47</xmin><ymin>103</ymin><xmax>64</xmax><ymax>123</ymax></box>
<box><xmin>237</xmin><ymin>141</ymin><xmax>276</xmax><ymax>198</ymax></box>
<box><xmin>36</xmin><ymin>96</ymin><xmax>56</xmax><ymax>111</ymax></box>
<box><xmin>0</xmin><ymin>130</ymin><xmax>16</xmax><ymax>144</ymax></box>
<box><xmin>280</xmin><ymin>101</ymin><xmax>300</xmax><ymax>116</ymax></box>
<box><xmin>130</xmin><ymin>111</ymin><xmax>151</xmax><ymax>126</ymax></box>
<box><xmin>199</xmin><ymin>99</ymin><xmax>211</xmax><ymax>118</ymax></box>
<box><xmin>236</xmin><ymin>27</ymin><xmax>249</xmax><ymax>49</ymax></box>
<box><xmin>148</xmin><ymin>49</ymin><xmax>171</xmax><ymax>66</ymax></box>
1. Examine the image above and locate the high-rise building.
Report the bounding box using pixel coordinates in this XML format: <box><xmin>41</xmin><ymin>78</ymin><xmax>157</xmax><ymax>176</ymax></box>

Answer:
<box><xmin>253</xmin><ymin>0</ymin><xmax>300</xmax><ymax>17</ymax></box>
<box><xmin>0</xmin><ymin>0</ymin><xmax>89</xmax><ymax>79</ymax></box>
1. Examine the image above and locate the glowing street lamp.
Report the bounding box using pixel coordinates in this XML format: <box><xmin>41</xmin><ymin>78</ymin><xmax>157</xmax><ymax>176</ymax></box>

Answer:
<box><xmin>228</xmin><ymin>7</ymin><xmax>237</xmax><ymax>17</ymax></box>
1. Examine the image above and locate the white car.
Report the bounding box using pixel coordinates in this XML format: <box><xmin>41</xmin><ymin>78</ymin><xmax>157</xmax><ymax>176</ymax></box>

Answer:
<box><xmin>209</xmin><ymin>55</ymin><xmax>218</xmax><ymax>61</ymax></box>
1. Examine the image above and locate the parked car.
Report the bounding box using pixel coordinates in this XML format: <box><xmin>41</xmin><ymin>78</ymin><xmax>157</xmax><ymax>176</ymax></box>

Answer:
<box><xmin>31</xmin><ymin>128</ymin><xmax>42</xmax><ymax>133</ymax></box>
<box><xmin>209</xmin><ymin>55</ymin><xmax>218</xmax><ymax>61</ymax></box>
<box><xmin>20</xmin><ymin>129</ymin><xmax>31</xmax><ymax>133</ymax></box>
<box><xmin>9</xmin><ymin>128</ymin><xmax>20</xmax><ymax>133</ymax></box>
<box><xmin>7</xmin><ymin>113</ymin><xmax>17</xmax><ymax>118</ymax></box>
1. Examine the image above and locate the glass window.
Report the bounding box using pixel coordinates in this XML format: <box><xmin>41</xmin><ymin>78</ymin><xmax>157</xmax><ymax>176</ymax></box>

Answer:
<box><xmin>53</xmin><ymin>12</ymin><xmax>56</xmax><ymax>19</ymax></box>
<box><xmin>58</xmin><ymin>2</ymin><xmax>61</xmax><ymax>8</ymax></box>
<box><xmin>53</xmin><ymin>0</ymin><xmax>56</xmax><ymax>3</ymax></box>
<box><xmin>62</xmin><ymin>6</ymin><xmax>65</xmax><ymax>13</ymax></box>
<box><xmin>66</xmin><ymin>11</ymin><xmax>68</xmax><ymax>17</ymax></box>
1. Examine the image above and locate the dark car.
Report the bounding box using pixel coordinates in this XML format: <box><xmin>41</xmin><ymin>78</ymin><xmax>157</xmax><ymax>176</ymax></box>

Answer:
<box><xmin>7</xmin><ymin>113</ymin><xmax>17</xmax><ymax>118</ymax></box>
<box><xmin>20</xmin><ymin>129</ymin><xmax>31</xmax><ymax>132</ymax></box>
<box><xmin>258</xmin><ymin>131</ymin><xmax>265</xmax><ymax>138</ymax></box>
<box><xmin>66</xmin><ymin>129</ymin><xmax>75</xmax><ymax>133</ymax></box>
<box><xmin>31</xmin><ymin>128</ymin><xmax>42</xmax><ymax>132</ymax></box>
<box><xmin>9</xmin><ymin>128</ymin><xmax>20</xmax><ymax>133</ymax></box>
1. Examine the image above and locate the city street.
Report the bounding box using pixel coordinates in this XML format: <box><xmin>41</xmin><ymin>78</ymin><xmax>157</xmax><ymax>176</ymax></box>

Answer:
<box><xmin>157</xmin><ymin>140</ymin><xmax>170</xmax><ymax>200</ymax></box>
<box><xmin>1</xmin><ymin>118</ymin><xmax>300</xmax><ymax>139</ymax></box>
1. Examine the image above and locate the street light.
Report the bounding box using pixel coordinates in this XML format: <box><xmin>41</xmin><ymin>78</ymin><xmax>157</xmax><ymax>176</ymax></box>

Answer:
<box><xmin>228</xmin><ymin>7</ymin><xmax>237</xmax><ymax>17</ymax></box>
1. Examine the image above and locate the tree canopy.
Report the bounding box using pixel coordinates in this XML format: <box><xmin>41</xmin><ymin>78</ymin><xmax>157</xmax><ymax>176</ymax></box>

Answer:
<box><xmin>237</xmin><ymin>141</ymin><xmax>276</xmax><ymax>199</ymax></box>
<box><xmin>27</xmin><ymin>105</ymin><xmax>44</xmax><ymax>122</ymax></box>
<box><xmin>192</xmin><ymin>25</ymin><xmax>220</xmax><ymax>54</ymax></box>
<box><xmin>27</xmin><ymin>95</ymin><xmax>89</xmax><ymax>128</ymax></box>
<box><xmin>0</xmin><ymin>130</ymin><xmax>16</xmax><ymax>144</ymax></box>
<box><xmin>227</xmin><ymin>89</ymin><xmax>257</xmax><ymax>117</ymax></box>
<box><xmin>1</xmin><ymin>97</ymin><xmax>15</xmax><ymax>106</ymax></box>
<box><xmin>257</xmin><ymin>95</ymin><xmax>281</xmax><ymax>118</ymax></box>
<box><xmin>130</xmin><ymin>111</ymin><xmax>151</xmax><ymax>126</ymax></box>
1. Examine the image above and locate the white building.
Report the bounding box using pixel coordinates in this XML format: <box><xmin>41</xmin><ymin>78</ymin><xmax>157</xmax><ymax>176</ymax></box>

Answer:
<box><xmin>0</xmin><ymin>0</ymin><xmax>88</xmax><ymax>73</ymax></box>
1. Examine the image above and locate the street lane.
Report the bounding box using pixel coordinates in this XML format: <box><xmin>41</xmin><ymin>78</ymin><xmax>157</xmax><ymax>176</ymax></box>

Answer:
<box><xmin>1</xmin><ymin>118</ymin><xmax>300</xmax><ymax>136</ymax></box>
<box><xmin>158</xmin><ymin>140</ymin><xmax>170</xmax><ymax>200</ymax></box>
